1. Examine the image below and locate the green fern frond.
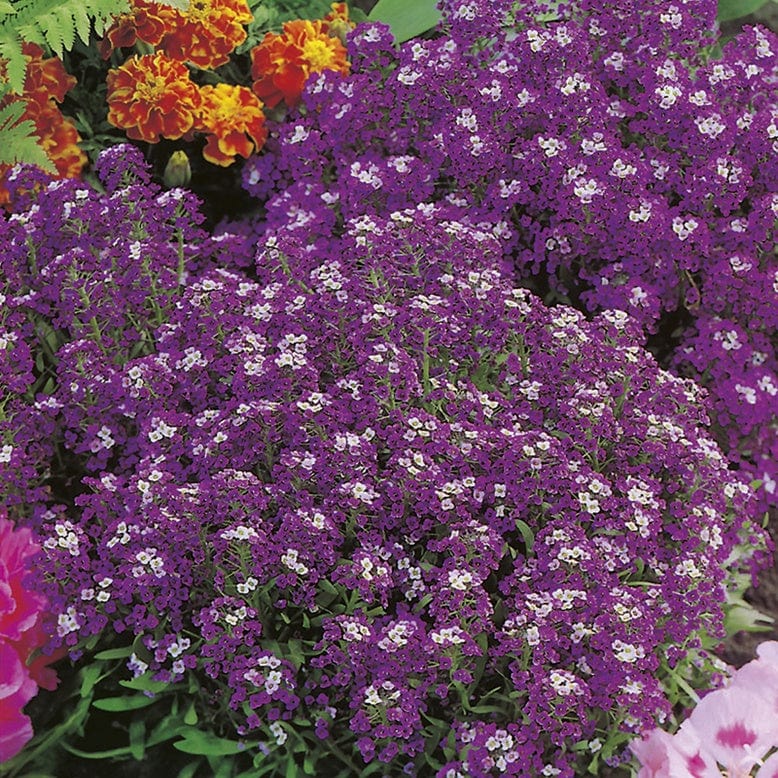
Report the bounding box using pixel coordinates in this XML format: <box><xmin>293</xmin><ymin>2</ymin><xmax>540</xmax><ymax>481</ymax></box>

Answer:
<box><xmin>0</xmin><ymin>85</ymin><xmax>55</xmax><ymax>172</ymax></box>
<box><xmin>0</xmin><ymin>34</ymin><xmax>25</xmax><ymax>89</ymax></box>
<box><xmin>0</xmin><ymin>0</ymin><xmax>130</xmax><ymax>91</ymax></box>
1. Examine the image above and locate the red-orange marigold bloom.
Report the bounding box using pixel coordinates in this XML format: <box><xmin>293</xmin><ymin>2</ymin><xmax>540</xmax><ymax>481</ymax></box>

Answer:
<box><xmin>99</xmin><ymin>0</ymin><xmax>181</xmax><ymax>58</ymax></box>
<box><xmin>20</xmin><ymin>43</ymin><xmax>76</xmax><ymax>105</ymax></box>
<box><xmin>196</xmin><ymin>83</ymin><xmax>267</xmax><ymax>166</ymax></box>
<box><xmin>250</xmin><ymin>18</ymin><xmax>349</xmax><ymax>109</ymax></box>
<box><xmin>106</xmin><ymin>53</ymin><xmax>202</xmax><ymax>143</ymax></box>
<box><xmin>31</xmin><ymin>103</ymin><xmax>88</xmax><ymax>180</ymax></box>
<box><xmin>162</xmin><ymin>0</ymin><xmax>253</xmax><ymax>69</ymax></box>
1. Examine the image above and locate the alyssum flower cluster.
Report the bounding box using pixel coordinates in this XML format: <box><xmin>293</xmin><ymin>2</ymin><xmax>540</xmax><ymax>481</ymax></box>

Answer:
<box><xmin>0</xmin><ymin>145</ymin><xmax>768</xmax><ymax>775</ymax></box>
<box><xmin>241</xmin><ymin>0</ymin><xmax>778</xmax><ymax>517</ymax></box>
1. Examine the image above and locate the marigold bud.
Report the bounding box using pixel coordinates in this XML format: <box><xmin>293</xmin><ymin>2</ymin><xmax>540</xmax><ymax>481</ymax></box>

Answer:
<box><xmin>163</xmin><ymin>150</ymin><xmax>192</xmax><ymax>188</ymax></box>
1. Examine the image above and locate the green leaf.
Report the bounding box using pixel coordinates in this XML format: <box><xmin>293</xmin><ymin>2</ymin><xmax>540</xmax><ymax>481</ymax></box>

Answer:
<box><xmin>183</xmin><ymin>703</ymin><xmax>198</xmax><ymax>726</ymax></box>
<box><xmin>724</xmin><ymin>602</ymin><xmax>775</xmax><ymax>634</ymax></box>
<box><xmin>93</xmin><ymin>646</ymin><xmax>135</xmax><ymax>660</ymax></box>
<box><xmin>70</xmin><ymin>1</ymin><xmax>91</xmax><ymax>43</ymax></box>
<box><xmin>285</xmin><ymin>757</ymin><xmax>299</xmax><ymax>778</ymax></box>
<box><xmin>119</xmin><ymin>672</ymin><xmax>170</xmax><ymax>694</ymax></box>
<box><xmin>176</xmin><ymin>762</ymin><xmax>201</xmax><ymax>778</ymax></box>
<box><xmin>79</xmin><ymin>664</ymin><xmax>103</xmax><ymax>698</ymax></box>
<box><xmin>717</xmin><ymin>0</ymin><xmax>771</xmax><ymax>21</ymax></box>
<box><xmin>368</xmin><ymin>0</ymin><xmax>441</xmax><ymax>43</ymax></box>
<box><xmin>173</xmin><ymin>729</ymin><xmax>258</xmax><ymax>757</ymax></box>
<box><xmin>129</xmin><ymin>719</ymin><xmax>145</xmax><ymax>761</ymax></box>
<box><xmin>92</xmin><ymin>694</ymin><xmax>159</xmax><ymax>712</ymax></box>
<box><xmin>514</xmin><ymin>519</ymin><xmax>535</xmax><ymax>553</ymax></box>
<box><xmin>0</xmin><ymin>91</ymin><xmax>56</xmax><ymax>171</ymax></box>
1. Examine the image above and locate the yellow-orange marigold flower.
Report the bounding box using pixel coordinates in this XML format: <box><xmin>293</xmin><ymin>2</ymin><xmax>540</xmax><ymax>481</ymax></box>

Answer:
<box><xmin>250</xmin><ymin>18</ymin><xmax>349</xmax><ymax>109</ymax></box>
<box><xmin>163</xmin><ymin>0</ymin><xmax>252</xmax><ymax>69</ymax></box>
<box><xmin>99</xmin><ymin>0</ymin><xmax>180</xmax><ymax>58</ymax></box>
<box><xmin>196</xmin><ymin>83</ymin><xmax>267</xmax><ymax>166</ymax></box>
<box><xmin>106</xmin><ymin>53</ymin><xmax>202</xmax><ymax>143</ymax></box>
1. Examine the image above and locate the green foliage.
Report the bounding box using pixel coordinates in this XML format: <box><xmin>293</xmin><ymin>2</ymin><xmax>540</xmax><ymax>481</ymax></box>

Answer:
<box><xmin>717</xmin><ymin>0</ymin><xmax>774</xmax><ymax>22</ymax></box>
<box><xmin>0</xmin><ymin>81</ymin><xmax>54</xmax><ymax>171</ymax></box>
<box><xmin>368</xmin><ymin>0</ymin><xmax>441</xmax><ymax>42</ymax></box>
<box><xmin>0</xmin><ymin>0</ymin><xmax>131</xmax><ymax>93</ymax></box>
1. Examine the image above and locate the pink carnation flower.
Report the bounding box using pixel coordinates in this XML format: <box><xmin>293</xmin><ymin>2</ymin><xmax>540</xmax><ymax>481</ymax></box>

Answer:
<box><xmin>0</xmin><ymin>640</ymin><xmax>37</xmax><ymax>762</ymax></box>
<box><xmin>0</xmin><ymin>519</ymin><xmax>46</xmax><ymax>642</ymax></box>
<box><xmin>631</xmin><ymin>721</ymin><xmax>720</xmax><ymax>778</ymax></box>
<box><xmin>689</xmin><ymin>683</ymin><xmax>778</xmax><ymax>776</ymax></box>
<box><xmin>0</xmin><ymin>516</ymin><xmax>60</xmax><ymax>764</ymax></box>
<box><xmin>632</xmin><ymin>641</ymin><xmax>778</xmax><ymax>778</ymax></box>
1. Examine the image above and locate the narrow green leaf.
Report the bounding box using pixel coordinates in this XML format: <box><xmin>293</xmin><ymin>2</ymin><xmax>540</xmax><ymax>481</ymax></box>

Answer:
<box><xmin>176</xmin><ymin>761</ymin><xmax>201</xmax><ymax>778</ymax></box>
<box><xmin>93</xmin><ymin>646</ymin><xmax>134</xmax><ymax>660</ymax></box>
<box><xmin>0</xmin><ymin>37</ymin><xmax>26</xmax><ymax>92</ymax></box>
<box><xmin>40</xmin><ymin>12</ymin><xmax>66</xmax><ymax>57</ymax></box>
<box><xmin>285</xmin><ymin>757</ymin><xmax>299</xmax><ymax>778</ymax></box>
<box><xmin>79</xmin><ymin>664</ymin><xmax>103</xmax><ymax>698</ymax></box>
<box><xmin>129</xmin><ymin>719</ymin><xmax>146</xmax><ymax>761</ymax></box>
<box><xmin>0</xmin><ymin>1</ymin><xmax>16</xmax><ymax>15</ymax></box>
<box><xmin>54</xmin><ymin>7</ymin><xmax>76</xmax><ymax>50</ymax></box>
<box><xmin>92</xmin><ymin>694</ymin><xmax>158</xmax><ymax>712</ymax></box>
<box><xmin>119</xmin><ymin>673</ymin><xmax>169</xmax><ymax>693</ymax></box>
<box><xmin>183</xmin><ymin>703</ymin><xmax>198</xmax><ymax>726</ymax></box>
<box><xmin>717</xmin><ymin>0</ymin><xmax>770</xmax><ymax>21</ymax></box>
<box><xmin>724</xmin><ymin>602</ymin><xmax>775</xmax><ymax>634</ymax></box>
<box><xmin>368</xmin><ymin>0</ymin><xmax>441</xmax><ymax>43</ymax></box>
<box><xmin>62</xmin><ymin>744</ymin><xmax>135</xmax><ymax>760</ymax></box>
<box><xmin>212</xmin><ymin>760</ymin><xmax>234</xmax><ymax>778</ymax></box>
<box><xmin>173</xmin><ymin>729</ymin><xmax>258</xmax><ymax>756</ymax></box>
<box><xmin>514</xmin><ymin>519</ymin><xmax>535</xmax><ymax>553</ymax></box>
<box><xmin>71</xmin><ymin>3</ymin><xmax>93</xmax><ymax>44</ymax></box>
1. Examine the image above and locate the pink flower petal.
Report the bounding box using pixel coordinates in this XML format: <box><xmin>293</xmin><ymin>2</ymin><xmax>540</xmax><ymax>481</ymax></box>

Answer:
<box><xmin>631</xmin><ymin>722</ymin><xmax>721</xmax><ymax>777</ymax></box>
<box><xmin>689</xmin><ymin>684</ymin><xmax>778</xmax><ymax>773</ymax></box>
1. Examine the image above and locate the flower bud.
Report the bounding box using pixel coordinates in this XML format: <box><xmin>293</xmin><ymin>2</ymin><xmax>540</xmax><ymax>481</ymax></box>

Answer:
<box><xmin>163</xmin><ymin>150</ymin><xmax>191</xmax><ymax>188</ymax></box>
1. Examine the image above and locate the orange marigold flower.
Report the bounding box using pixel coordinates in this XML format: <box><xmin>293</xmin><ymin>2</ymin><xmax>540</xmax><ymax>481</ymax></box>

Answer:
<box><xmin>20</xmin><ymin>43</ymin><xmax>76</xmax><ymax>105</ymax></box>
<box><xmin>196</xmin><ymin>83</ymin><xmax>267</xmax><ymax>166</ymax></box>
<box><xmin>99</xmin><ymin>0</ymin><xmax>181</xmax><ymax>58</ymax></box>
<box><xmin>162</xmin><ymin>0</ymin><xmax>253</xmax><ymax>69</ymax></box>
<box><xmin>106</xmin><ymin>53</ymin><xmax>202</xmax><ymax>143</ymax></box>
<box><xmin>26</xmin><ymin>101</ymin><xmax>88</xmax><ymax>179</ymax></box>
<box><xmin>250</xmin><ymin>18</ymin><xmax>349</xmax><ymax>109</ymax></box>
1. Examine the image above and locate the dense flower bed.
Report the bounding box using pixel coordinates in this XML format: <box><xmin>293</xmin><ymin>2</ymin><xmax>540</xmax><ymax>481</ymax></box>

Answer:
<box><xmin>0</xmin><ymin>0</ymin><xmax>777</xmax><ymax>775</ymax></box>
<box><xmin>0</xmin><ymin>147</ymin><xmax>769</xmax><ymax>775</ymax></box>
<box><xmin>243</xmin><ymin>1</ymin><xmax>778</xmax><ymax>515</ymax></box>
